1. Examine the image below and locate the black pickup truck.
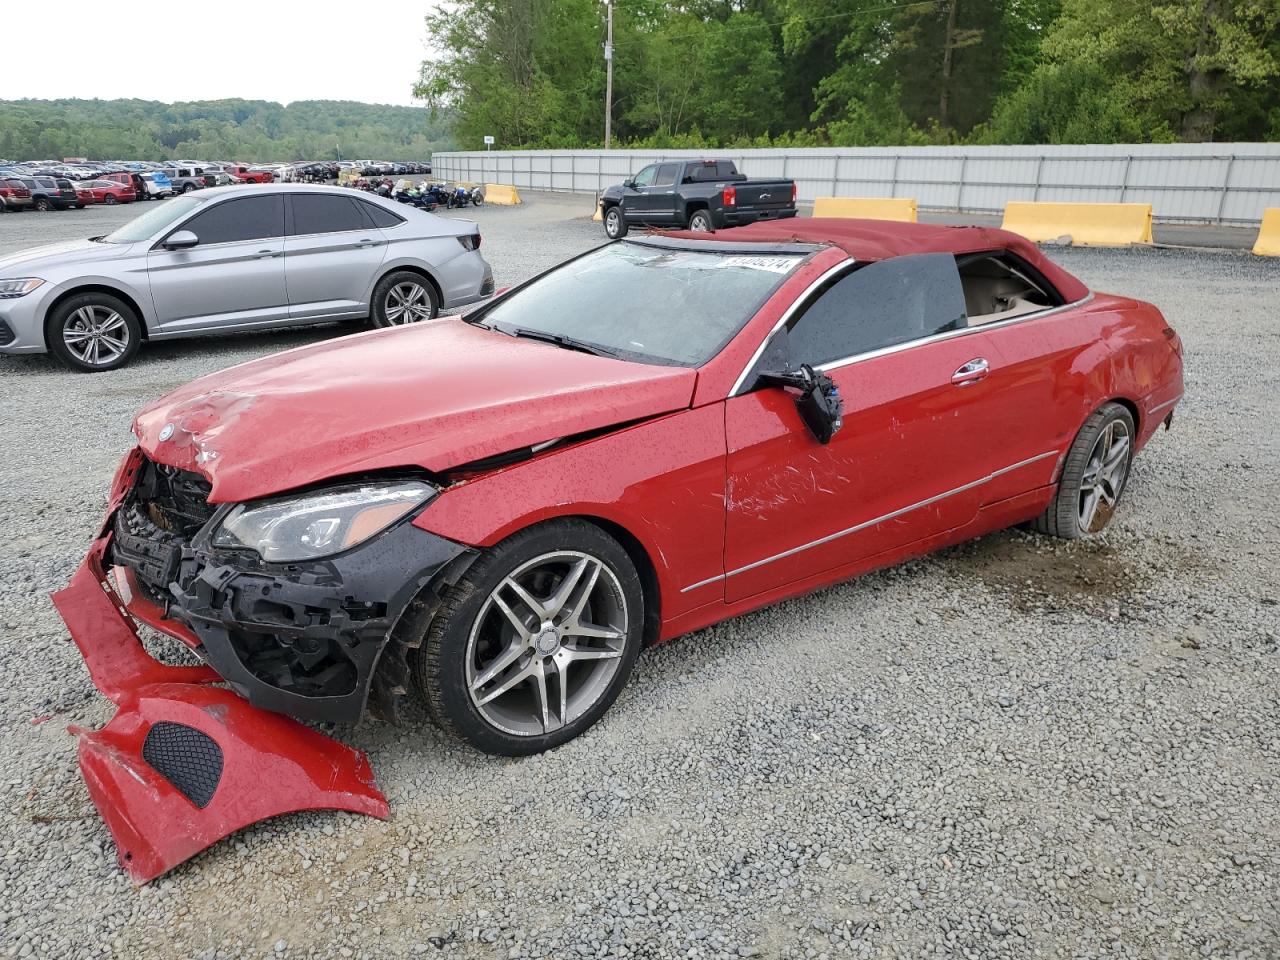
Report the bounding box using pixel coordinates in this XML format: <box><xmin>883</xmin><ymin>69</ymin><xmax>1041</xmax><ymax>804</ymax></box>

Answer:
<box><xmin>600</xmin><ymin>159</ymin><xmax>796</xmax><ymax>238</ymax></box>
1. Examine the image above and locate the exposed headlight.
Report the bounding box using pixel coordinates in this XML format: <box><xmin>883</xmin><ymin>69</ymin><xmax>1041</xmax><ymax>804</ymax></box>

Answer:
<box><xmin>212</xmin><ymin>480</ymin><xmax>435</xmax><ymax>562</ymax></box>
<box><xmin>0</xmin><ymin>278</ymin><xmax>45</xmax><ymax>299</ymax></box>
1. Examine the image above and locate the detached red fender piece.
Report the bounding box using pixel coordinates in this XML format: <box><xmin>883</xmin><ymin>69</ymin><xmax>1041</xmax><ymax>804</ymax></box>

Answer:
<box><xmin>51</xmin><ymin>541</ymin><xmax>389</xmax><ymax>885</ymax></box>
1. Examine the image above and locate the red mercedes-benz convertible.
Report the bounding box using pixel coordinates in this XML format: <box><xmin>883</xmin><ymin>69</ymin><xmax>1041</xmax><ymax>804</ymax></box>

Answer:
<box><xmin>56</xmin><ymin>219</ymin><xmax>1182</xmax><ymax>881</ymax></box>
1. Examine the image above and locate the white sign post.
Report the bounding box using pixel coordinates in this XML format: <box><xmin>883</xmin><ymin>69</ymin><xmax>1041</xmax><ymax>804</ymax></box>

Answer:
<box><xmin>484</xmin><ymin>135</ymin><xmax>495</xmax><ymax>151</ymax></box>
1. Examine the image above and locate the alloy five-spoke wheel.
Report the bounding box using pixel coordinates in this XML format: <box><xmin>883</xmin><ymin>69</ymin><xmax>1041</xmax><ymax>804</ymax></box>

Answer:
<box><xmin>1031</xmin><ymin>402</ymin><xmax>1135</xmax><ymax>539</ymax></box>
<box><xmin>467</xmin><ymin>551</ymin><xmax>628</xmax><ymax>737</ymax></box>
<box><xmin>413</xmin><ymin>520</ymin><xmax>643</xmax><ymax>755</ymax></box>
<box><xmin>1078</xmin><ymin>418</ymin><xmax>1131</xmax><ymax>534</ymax></box>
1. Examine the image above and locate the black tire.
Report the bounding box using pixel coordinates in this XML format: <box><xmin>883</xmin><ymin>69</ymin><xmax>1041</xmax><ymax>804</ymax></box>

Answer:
<box><xmin>687</xmin><ymin>209</ymin><xmax>714</xmax><ymax>232</ymax></box>
<box><xmin>104</xmin><ymin>194</ymin><xmax>118</xmax><ymax>205</ymax></box>
<box><xmin>370</xmin><ymin>270</ymin><xmax>439</xmax><ymax>328</ymax></box>
<box><xmin>45</xmin><ymin>292</ymin><xmax>142</xmax><ymax>372</ymax></box>
<box><xmin>181</xmin><ymin>183</ymin><xmax>196</xmax><ymax>193</ymax></box>
<box><xmin>603</xmin><ymin>204</ymin><xmax>628</xmax><ymax>239</ymax></box>
<box><xmin>413</xmin><ymin>520</ymin><xmax>644</xmax><ymax>756</ymax></box>
<box><xmin>1031</xmin><ymin>402</ymin><xmax>1136</xmax><ymax>539</ymax></box>
<box><xmin>34</xmin><ymin>197</ymin><xmax>50</xmax><ymax>212</ymax></box>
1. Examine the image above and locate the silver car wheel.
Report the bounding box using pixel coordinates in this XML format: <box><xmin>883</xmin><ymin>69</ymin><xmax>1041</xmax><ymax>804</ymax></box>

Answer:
<box><xmin>384</xmin><ymin>282</ymin><xmax>433</xmax><ymax>324</ymax></box>
<box><xmin>466</xmin><ymin>551</ymin><xmax>628</xmax><ymax>737</ymax></box>
<box><xmin>62</xmin><ymin>305</ymin><xmax>130</xmax><ymax>367</ymax></box>
<box><xmin>1078</xmin><ymin>418</ymin><xmax>1131</xmax><ymax>533</ymax></box>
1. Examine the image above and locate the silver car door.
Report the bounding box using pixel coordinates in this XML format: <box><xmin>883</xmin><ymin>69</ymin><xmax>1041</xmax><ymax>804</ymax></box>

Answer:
<box><xmin>146</xmin><ymin>194</ymin><xmax>288</xmax><ymax>334</ymax></box>
<box><xmin>283</xmin><ymin>193</ymin><xmax>387</xmax><ymax>319</ymax></box>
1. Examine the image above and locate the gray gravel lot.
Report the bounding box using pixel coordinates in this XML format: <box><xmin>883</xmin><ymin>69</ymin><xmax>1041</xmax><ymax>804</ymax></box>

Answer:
<box><xmin>0</xmin><ymin>194</ymin><xmax>1277</xmax><ymax>960</ymax></box>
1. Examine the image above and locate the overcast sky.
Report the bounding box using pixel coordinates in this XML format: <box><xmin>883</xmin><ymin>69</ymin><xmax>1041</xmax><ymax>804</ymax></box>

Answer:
<box><xmin>0</xmin><ymin>1</ymin><xmax>440</xmax><ymax>107</ymax></box>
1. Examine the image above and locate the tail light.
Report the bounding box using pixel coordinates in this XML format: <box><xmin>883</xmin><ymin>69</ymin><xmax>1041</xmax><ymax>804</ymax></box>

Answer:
<box><xmin>457</xmin><ymin>233</ymin><xmax>481</xmax><ymax>251</ymax></box>
<box><xmin>792</xmin><ymin>182</ymin><xmax>798</xmax><ymax>203</ymax></box>
<box><xmin>1162</xmin><ymin>326</ymin><xmax>1183</xmax><ymax>358</ymax></box>
<box><xmin>724</xmin><ymin>185</ymin><xmax>737</xmax><ymax>207</ymax></box>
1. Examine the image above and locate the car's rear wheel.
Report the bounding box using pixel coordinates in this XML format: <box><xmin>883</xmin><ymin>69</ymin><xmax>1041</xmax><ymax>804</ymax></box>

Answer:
<box><xmin>34</xmin><ymin>197</ymin><xmax>50</xmax><ymax>212</ymax></box>
<box><xmin>413</xmin><ymin>520</ymin><xmax>644</xmax><ymax>756</ymax></box>
<box><xmin>371</xmin><ymin>271</ymin><xmax>439</xmax><ymax>327</ymax></box>
<box><xmin>46</xmin><ymin>293</ymin><xmax>142</xmax><ymax>372</ymax></box>
<box><xmin>687</xmin><ymin>209</ymin><xmax>713</xmax><ymax>232</ymax></box>
<box><xmin>181</xmin><ymin>183</ymin><xmax>196</xmax><ymax>193</ymax></box>
<box><xmin>1032</xmin><ymin>402</ymin><xmax>1135</xmax><ymax>539</ymax></box>
<box><xmin>104</xmin><ymin>194</ymin><xmax>117</xmax><ymax>205</ymax></box>
<box><xmin>604</xmin><ymin>205</ymin><xmax>628</xmax><ymax>239</ymax></box>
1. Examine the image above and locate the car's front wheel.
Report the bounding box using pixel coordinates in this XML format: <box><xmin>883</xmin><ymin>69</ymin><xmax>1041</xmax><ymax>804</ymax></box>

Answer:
<box><xmin>371</xmin><ymin>271</ymin><xmax>439</xmax><ymax>327</ymax></box>
<box><xmin>45</xmin><ymin>293</ymin><xmax>142</xmax><ymax>372</ymax></box>
<box><xmin>603</xmin><ymin>205</ymin><xmax>628</xmax><ymax>239</ymax></box>
<box><xmin>1032</xmin><ymin>402</ymin><xmax>1135</xmax><ymax>538</ymax></box>
<box><xmin>413</xmin><ymin>520</ymin><xmax>644</xmax><ymax>756</ymax></box>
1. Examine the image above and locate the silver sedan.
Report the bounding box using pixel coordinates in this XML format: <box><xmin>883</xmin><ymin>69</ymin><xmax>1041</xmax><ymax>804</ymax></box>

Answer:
<box><xmin>0</xmin><ymin>184</ymin><xmax>494</xmax><ymax>371</ymax></box>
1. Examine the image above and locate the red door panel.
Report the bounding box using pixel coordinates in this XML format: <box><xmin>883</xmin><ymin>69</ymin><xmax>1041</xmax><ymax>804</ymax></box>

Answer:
<box><xmin>723</xmin><ymin>331</ymin><xmax>1012</xmax><ymax>603</ymax></box>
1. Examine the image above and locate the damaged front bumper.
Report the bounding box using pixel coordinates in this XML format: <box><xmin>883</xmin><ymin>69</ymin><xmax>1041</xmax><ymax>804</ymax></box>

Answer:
<box><xmin>52</xmin><ymin>449</ymin><xmax>476</xmax><ymax>883</ymax></box>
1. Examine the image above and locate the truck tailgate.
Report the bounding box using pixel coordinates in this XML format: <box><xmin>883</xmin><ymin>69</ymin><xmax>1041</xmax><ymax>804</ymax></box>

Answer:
<box><xmin>734</xmin><ymin>180</ymin><xmax>793</xmax><ymax>212</ymax></box>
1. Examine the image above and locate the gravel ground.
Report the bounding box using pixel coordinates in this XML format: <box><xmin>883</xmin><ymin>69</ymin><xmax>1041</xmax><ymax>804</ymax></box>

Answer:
<box><xmin>0</xmin><ymin>194</ymin><xmax>1277</xmax><ymax>960</ymax></box>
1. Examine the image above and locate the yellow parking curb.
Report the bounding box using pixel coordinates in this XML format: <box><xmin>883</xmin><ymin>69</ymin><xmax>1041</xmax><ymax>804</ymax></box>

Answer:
<box><xmin>1001</xmin><ymin>201</ymin><xmax>1154</xmax><ymax>247</ymax></box>
<box><xmin>812</xmin><ymin>197</ymin><xmax>917</xmax><ymax>222</ymax></box>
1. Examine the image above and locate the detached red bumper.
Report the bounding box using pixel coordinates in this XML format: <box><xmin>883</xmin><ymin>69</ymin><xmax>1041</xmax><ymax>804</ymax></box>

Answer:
<box><xmin>51</xmin><ymin>542</ymin><xmax>389</xmax><ymax>885</ymax></box>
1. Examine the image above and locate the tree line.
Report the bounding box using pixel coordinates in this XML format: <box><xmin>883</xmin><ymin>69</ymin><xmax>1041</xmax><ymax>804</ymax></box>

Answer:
<box><xmin>415</xmin><ymin>0</ymin><xmax>1280</xmax><ymax>150</ymax></box>
<box><xmin>0</xmin><ymin>99</ymin><xmax>454</xmax><ymax>161</ymax></box>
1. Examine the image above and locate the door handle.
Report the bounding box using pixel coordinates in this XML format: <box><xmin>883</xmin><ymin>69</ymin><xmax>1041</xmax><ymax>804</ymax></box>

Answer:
<box><xmin>255</xmin><ymin>249</ymin><xmax>280</xmax><ymax>259</ymax></box>
<box><xmin>951</xmin><ymin>358</ymin><xmax>989</xmax><ymax>386</ymax></box>
<box><xmin>354</xmin><ymin>238</ymin><xmax>381</xmax><ymax>248</ymax></box>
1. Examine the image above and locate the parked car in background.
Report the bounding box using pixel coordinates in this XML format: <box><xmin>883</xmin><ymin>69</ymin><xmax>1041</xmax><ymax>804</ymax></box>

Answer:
<box><xmin>0</xmin><ymin>178</ymin><xmax>33</xmax><ymax>212</ymax></box>
<box><xmin>159</xmin><ymin>167</ymin><xmax>206</xmax><ymax>193</ymax></box>
<box><xmin>138</xmin><ymin>172</ymin><xmax>174</xmax><ymax>199</ymax></box>
<box><xmin>0</xmin><ymin>184</ymin><xmax>494</xmax><ymax>371</ymax></box>
<box><xmin>101</xmin><ymin>172</ymin><xmax>150</xmax><ymax>197</ymax></box>
<box><xmin>72</xmin><ymin>184</ymin><xmax>95</xmax><ymax>209</ymax></box>
<box><xmin>81</xmin><ymin>180</ymin><xmax>137</xmax><ymax>205</ymax></box>
<box><xmin>227</xmin><ymin>164</ymin><xmax>273</xmax><ymax>183</ymax></box>
<box><xmin>600</xmin><ymin>159</ymin><xmax>797</xmax><ymax>238</ymax></box>
<box><xmin>22</xmin><ymin>177</ymin><xmax>80</xmax><ymax>211</ymax></box>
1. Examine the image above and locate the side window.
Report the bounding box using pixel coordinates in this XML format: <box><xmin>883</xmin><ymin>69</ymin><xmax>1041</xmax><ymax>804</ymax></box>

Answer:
<box><xmin>290</xmin><ymin>194</ymin><xmax>368</xmax><ymax>235</ymax></box>
<box><xmin>785</xmin><ymin>253</ymin><xmax>968</xmax><ymax>367</ymax></box>
<box><xmin>956</xmin><ymin>252</ymin><xmax>1058</xmax><ymax>325</ymax></box>
<box><xmin>631</xmin><ymin>165</ymin><xmax>658</xmax><ymax>188</ymax></box>
<box><xmin>358</xmin><ymin>200</ymin><xmax>404</xmax><ymax>229</ymax></box>
<box><xmin>653</xmin><ymin>163</ymin><xmax>679</xmax><ymax>187</ymax></box>
<box><xmin>177</xmin><ymin>196</ymin><xmax>285</xmax><ymax>245</ymax></box>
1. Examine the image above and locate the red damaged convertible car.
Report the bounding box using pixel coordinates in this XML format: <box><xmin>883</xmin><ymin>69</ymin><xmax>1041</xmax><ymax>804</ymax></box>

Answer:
<box><xmin>55</xmin><ymin>219</ymin><xmax>1182</xmax><ymax>881</ymax></box>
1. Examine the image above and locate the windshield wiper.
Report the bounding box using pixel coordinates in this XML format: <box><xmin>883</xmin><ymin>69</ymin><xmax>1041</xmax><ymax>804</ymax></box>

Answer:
<box><xmin>497</xmin><ymin>325</ymin><xmax>622</xmax><ymax>359</ymax></box>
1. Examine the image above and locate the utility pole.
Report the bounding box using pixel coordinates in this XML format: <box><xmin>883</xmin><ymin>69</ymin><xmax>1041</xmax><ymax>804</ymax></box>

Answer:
<box><xmin>604</xmin><ymin>0</ymin><xmax>614</xmax><ymax>148</ymax></box>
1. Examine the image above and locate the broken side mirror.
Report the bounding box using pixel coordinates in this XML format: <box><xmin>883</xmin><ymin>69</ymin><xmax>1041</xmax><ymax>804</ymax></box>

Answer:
<box><xmin>759</xmin><ymin>364</ymin><xmax>844</xmax><ymax>444</ymax></box>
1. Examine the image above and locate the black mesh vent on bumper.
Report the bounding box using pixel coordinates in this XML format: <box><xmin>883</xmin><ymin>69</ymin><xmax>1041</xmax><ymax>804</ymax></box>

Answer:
<box><xmin>142</xmin><ymin>721</ymin><xmax>224</xmax><ymax>809</ymax></box>
<box><xmin>0</xmin><ymin>320</ymin><xmax>14</xmax><ymax>347</ymax></box>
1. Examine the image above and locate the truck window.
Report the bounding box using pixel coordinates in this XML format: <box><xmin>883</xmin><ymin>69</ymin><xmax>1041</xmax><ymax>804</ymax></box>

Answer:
<box><xmin>653</xmin><ymin>164</ymin><xmax>679</xmax><ymax>187</ymax></box>
<box><xmin>632</xmin><ymin>165</ymin><xmax>658</xmax><ymax>188</ymax></box>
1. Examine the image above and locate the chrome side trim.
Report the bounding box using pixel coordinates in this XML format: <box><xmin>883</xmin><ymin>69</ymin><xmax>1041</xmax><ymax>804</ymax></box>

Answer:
<box><xmin>1147</xmin><ymin>394</ymin><xmax>1182</xmax><ymax>416</ymax></box>
<box><xmin>729</xmin><ymin>259</ymin><xmax>855</xmax><ymax>396</ymax></box>
<box><xmin>679</xmin><ymin>449</ymin><xmax>1058</xmax><ymax>594</ymax></box>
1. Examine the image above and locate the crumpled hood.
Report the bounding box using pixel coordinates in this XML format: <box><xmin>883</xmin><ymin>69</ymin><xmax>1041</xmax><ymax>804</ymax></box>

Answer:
<box><xmin>0</xmin><ymin>238</ymin><xmax>130</xmax><ymax>274</ymax></box>
<box><xmin>134</xmin><ymin>319</ymin><xmax>698</xmax><ymax>503</ymax></box>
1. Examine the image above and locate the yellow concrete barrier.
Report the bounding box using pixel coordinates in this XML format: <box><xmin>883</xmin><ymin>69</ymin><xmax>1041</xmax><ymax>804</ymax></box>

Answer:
<box><xmin>593</xmin><ymin>198</ymin><xmax>603</xmax><ymax>222</ymax></box>
<box><xmin>484</xmin><ymin>183</ymin><xmax>522</xmax><ymax>205</ymax></box>
<box><xmin>1252</xmin><ymin>208</ymin><xmax>1280</xmax><ymax>257</ymax></box>
<box><xmin>1001</xmin><ymin>201</ymin><xmax>1153</xmax><ymax>246</ymax></box>
<box><xmin>812</xmin><ymin>196</ymin><xmax>917</xmax><ymax>222</ymax></box>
